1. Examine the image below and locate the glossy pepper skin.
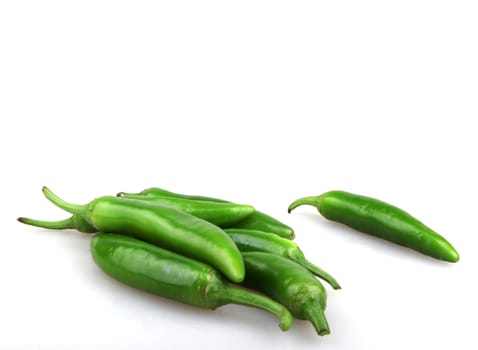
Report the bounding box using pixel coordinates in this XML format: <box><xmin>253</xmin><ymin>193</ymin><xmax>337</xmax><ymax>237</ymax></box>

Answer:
<box><xmin>241</xmin><ymin>252</ymin><xmax>330</xmax><ymax>336</ymax></box>
<box><xmin>116</xmin><ymin>194</ymin><xmax>255</xmax><ymax>227</ymax></box>
<box><xmin>288</xmin><ymin>191</ymin><xmax>459</xmax><ymax>263</ymax></box>
<box><xmin>120</xmin><ymin>187</ymin><xmax>295</xmax><ymax>239</ymax></box>
<box><xmin>41</xmin><ymin>187</ymin><xmax>245</xmax><ymax>283</ymax></box>
<box><xmin>91</xmin><ymin>233</ymin><xmax>293</xmax><ymax>331</ymax></box>
<box><xmin>224</xmin><ymin>228</ymin><xmax>341</xmax><ymax>290</ymax></box>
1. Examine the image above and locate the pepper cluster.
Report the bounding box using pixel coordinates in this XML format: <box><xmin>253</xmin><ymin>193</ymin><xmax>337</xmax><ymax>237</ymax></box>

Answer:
<box><xmin>18</xmin><ymin>186</ymin><xmax>338</xmax><ymax>335</ymax></box>
<box><xmin>18</xmin><ymin>187</ymin><xmax>459</xmax><ymax>337</ymax></box>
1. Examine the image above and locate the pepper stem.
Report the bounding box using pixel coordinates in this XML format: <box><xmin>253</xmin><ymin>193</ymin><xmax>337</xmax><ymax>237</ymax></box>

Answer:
<box><xmin>17</xmin><ymin>215</ymin><xmax>97</xmax><ymax>233</ymax></box>
<box><xmin>42</xmin><ymin>186</ymin><xmax>85</xmax><ymax>215</ymax></box>
<box><xmin>216</xmin><ymin>283</ymin><xmax>293</xmax><ymax>331</ymax></box>
<box><xmin>303</xmin><ymin>306</ymin><xmax>330</xmax><ymax>336</ymax></box>
<box><xmin>18</xmin><ymin>216</ymin><xmax>76</xmax><ymax>230</ymax></box>
<box><xmin>292</xmin><ymin>254</ymin><xmax>341</xmax><ymax>290</ymax></box>
<box><xmin>287</xmin><ymin>196</ymin><xmax>320</xmax><ymax>213</ymax></box>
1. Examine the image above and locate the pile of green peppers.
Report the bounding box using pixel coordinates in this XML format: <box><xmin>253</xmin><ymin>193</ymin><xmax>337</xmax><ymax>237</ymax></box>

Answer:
<box><xmin>18</xmin><ymin>186</ymin><xmax>459</xmax><ymax>337</ymax></box>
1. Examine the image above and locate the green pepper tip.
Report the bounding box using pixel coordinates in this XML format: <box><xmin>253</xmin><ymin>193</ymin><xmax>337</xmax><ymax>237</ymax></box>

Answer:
<box><xmin>279</xmin><ymin>308</ymin><xmax>294</xmax><ymax>331</ymax></box>
<box><xmin>446</xmin><ymin>249</ymin><xmax>460</xmax><ymax>263</ymax></box>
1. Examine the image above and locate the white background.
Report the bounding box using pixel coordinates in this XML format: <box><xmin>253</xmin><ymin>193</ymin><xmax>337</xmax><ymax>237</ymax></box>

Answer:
<box><xmin>1</xmin><ymin>1</ymin><xmax>477</xmax><ymax>349</ymax></box>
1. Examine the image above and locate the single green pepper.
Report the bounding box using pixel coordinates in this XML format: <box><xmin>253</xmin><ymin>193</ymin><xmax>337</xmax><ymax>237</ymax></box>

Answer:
<box><xmin>91</xmin><ymin>233</ymin><xmax>293</xmax><ymax>331</ymax></box>
<box><xmin>224</xmin><ymin>228</ymin><xmax>341</xmax><ymax>290</ymax></box>
<box><xmin>288</xmin><ymin>190</ymin><xmax>459</xmax><ymax>263</ymax></box>
<box><xmin>116</xmin><ymin>194</ymin><xmax>255</xmax><ymax>227</ymax></box>
<box><xmin>40</xmin><ymin>186</ymin><xmax>245</xmax><ymax>282</ymax></box>
<box><xmin>241</xmin><ymin>252</ymin><xmax>330</xmax><ymax>336</ymax></box>
<box><xmin>120</xmin><ymin>187</ymin><xmax>228</xmax><ymax>203</ymax></box>
<box><xmin>120</xmin><ymin>187</ymin><xmax>295</xmax><ymax>239</ymax></box>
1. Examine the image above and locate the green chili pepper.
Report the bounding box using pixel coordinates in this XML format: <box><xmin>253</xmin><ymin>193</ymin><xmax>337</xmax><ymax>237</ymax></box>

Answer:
<box><xmin>19</xmin><ymin>197</ymin><xmax>254</xmax><ymax>232</ymax></box>
<box><xmin>241</xmin><ymin>252</ymin><xmax>330</xmax><ymax>336</ymax></box>
<box><xmin>120</xmin><ymin>187</ymin><xmax>228</xmax><ymax>203</ymax></box>
<box><xmin>288</xmin><ymin>190</ymin><xmax>460</xmax><ymax>263</ymax></box>
<box><xmin>224</xmin><ymin>228</ymin><xmax>341</xmax><ymax>290</ymax></box>
<box><xmin>120</xmin><ymin>187</ymin><xmax>295</xmax><ymax>239</ymax></box>
<box><xmin>232</xmin><ymin>212</ymin><xmax>295</xmax><ymax>240</ymax></box>
<box><xmin>116</xmin><ymin>194</ymin><xmax>255</xmax><ymax>227</ymax></box>
<box><xmin>91</xmin><ymin>233</ymin><xmax>293</xmax><ymax>331</ymax></box>
<box><xmin>18</xmin><ymin>215</ymin><xmax>97</xmax><ymax>233</ymax></box>
<box><xmin>40</xmin><ymin>186</ymin><xmax>246</xmax><ymax>282</ymax></box>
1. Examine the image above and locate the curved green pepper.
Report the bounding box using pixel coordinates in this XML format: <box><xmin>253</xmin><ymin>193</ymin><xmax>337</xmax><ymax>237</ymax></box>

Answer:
<box><xmin>92</xmin><ymin>233</ymin><xmax>293</xmax><ymax>331</ymax></box>
<box><xmin>120</xmin><ymin>187</ymin><xmax>226</xmax><ymax>203</ymax></box>
<box><xmin>224</xmin><ymin>228</ymin><xmax>340</xmax><ymax>290</ymax></box>
<box><xmin>288</xmin><ymin>190</ymin><xmax>459</xmax><ymax>263</ymax></box>
<box><xmin>117</xmin><ymin>194</ymin><xmax>255</xmax><ymax>227</ymax></box>
<box><xmin>19</xmin><ymin>197</ymin><xmax>254</xmax><ymax>233</ymax></box>
<box><xmin>241</xmin><ymin>252</ymin><xmax>330</xmax><ymax>336</ymax></box>
<box><xmin>40</xmin><ymin>186</ymin><xmax>245</xmax><ymax>283</ymax></box>
<box><xmin>120</xmin><ymin>187</ymin><xmax>295</xmax><ymax>239</ymax></box>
